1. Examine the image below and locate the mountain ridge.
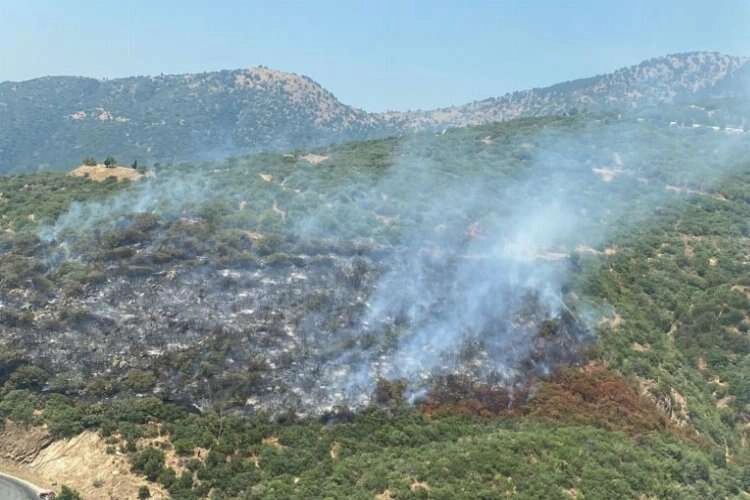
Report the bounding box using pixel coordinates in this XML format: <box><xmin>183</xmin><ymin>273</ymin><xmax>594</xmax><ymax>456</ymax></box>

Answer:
<box><xmin>1</xmin><ymin>51</ymin><xmax>748</xmax><ymax>171</ymax></box>
<box><xmin>390</xmin><ymin>52</ymin><xmax>750</xmax><ymax>129</ymax></box>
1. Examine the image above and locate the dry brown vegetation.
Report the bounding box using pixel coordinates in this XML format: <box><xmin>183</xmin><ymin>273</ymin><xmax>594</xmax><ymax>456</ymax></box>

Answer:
<box><xmin>422</xmin><ymin>366</ymin><xmax>676</xmax><ymax>437</ymax></box>
<box><xmin>527</xmin><ymin>366</ymin><xmax>671</xmax><ymax>434</ymax></box>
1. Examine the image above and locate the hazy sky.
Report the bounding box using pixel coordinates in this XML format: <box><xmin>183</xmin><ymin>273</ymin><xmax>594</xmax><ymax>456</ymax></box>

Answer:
<box><xmin>1</xmin><ymin>1</ymin><xmax>748</xmax><ymax>111</ymax></box>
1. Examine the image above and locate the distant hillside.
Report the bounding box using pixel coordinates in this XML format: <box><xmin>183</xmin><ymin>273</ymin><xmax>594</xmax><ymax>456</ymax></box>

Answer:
<box><xmin>1</xmin><ymin>52</ymin><xmax>748</xmax><ymax>172</ymax></box>
<box><xmin>0</xmin><ymin>67</ymin><xmax>394</xmax><ymax>172</ymax></box>
<box><xmin>389</xmin><ymin>52</ymin><xmax>750</xmax><ymax>130</ymax></box>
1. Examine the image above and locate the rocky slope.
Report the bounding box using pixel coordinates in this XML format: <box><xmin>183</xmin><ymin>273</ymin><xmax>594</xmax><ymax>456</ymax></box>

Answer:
<box><xmin>1</xmin><ymin>52</ymin><xmax>748</xmax><ymax>172</ymax></box>
<box><xmin>0</xmin><ymin>420</ymin><xmax>168</xmax><ymax>499</ymax></box>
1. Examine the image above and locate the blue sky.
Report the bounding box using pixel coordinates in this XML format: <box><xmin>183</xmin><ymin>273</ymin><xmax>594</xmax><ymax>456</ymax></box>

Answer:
<box><xmin>1</xmin><ymin>1</ymin><xmax>748</xmax><ymax>111</ymax></box>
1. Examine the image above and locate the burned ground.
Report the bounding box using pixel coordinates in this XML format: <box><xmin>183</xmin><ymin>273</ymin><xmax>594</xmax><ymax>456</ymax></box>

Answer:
<box><xmin>2</xmin><ymin>213</ymin><xmax>591</xmax><ymax>415</ymax></box>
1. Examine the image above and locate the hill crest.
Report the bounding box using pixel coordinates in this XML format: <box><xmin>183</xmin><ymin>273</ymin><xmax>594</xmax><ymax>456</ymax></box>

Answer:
<box><xmin>1</xmin><ymin>51</ymin><xmax>748</xmax><ymax>172</ymax></box>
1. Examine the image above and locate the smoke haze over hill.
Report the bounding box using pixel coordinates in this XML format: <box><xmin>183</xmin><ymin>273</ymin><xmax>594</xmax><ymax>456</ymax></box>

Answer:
<box><xmin>24</xmin><ymin>110</ymin><xmax>750</xmax><ymax>412</ymax></box>
<box><xmin>1</xmin><ymin>52</ymin><xmax>749</xmax><ymax>174</ymax></box>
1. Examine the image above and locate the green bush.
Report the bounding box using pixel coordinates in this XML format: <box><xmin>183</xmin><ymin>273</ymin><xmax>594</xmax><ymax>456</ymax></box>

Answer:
<box><xmin>132</xmin><ymin>447</ymin><xmax>166</xmax><ymax>481</ymax></box>
<box><xmin>57</xmin><ymin>485</ymin><xmax>83</xmax><ymax>500</ymax></box>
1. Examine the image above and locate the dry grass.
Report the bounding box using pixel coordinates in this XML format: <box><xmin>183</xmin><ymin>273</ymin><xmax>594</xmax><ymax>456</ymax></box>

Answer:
<box><xmin>599</xmin><ymin>312</ymin><xmax>624</xmax><ymax>330</ymax></box>
<box><xmin>631</xmin><ymin>342</ymin><xmax>651</xmax><ymax>352</ymax></box>
<box><xmin>262</xmin><ymin>436</ymin><xmax>285</xmax><ymax>450</ymax></box>
<box><xmin>409</xmin><ymin>480</ymin><xmax>430</xmax><ymax>492</ymax></box>
<box><xmin>329</xmin><ymin>442</ymin><xmax>342</xmax><ymax>460</ymax></box>
<box><xmin>70</xmin><ymin>164</ymin><xmax>144</xmax><ymax>182</ymax></box>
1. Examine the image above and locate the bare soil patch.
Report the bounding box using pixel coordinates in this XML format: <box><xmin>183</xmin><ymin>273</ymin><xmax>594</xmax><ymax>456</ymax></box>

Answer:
<box><xmin>70</xmin><ymin>164</ymin><xmax>144</xmax><ymax>182</ymax></box>
<box><xmin>300</xmin><ymin>153</ymin><xmax>329</xmax><ymax>165</ymax></box>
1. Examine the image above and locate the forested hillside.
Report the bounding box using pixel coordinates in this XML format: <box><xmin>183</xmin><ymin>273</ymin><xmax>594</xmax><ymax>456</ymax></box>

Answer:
<box><xmin>1</xmin><ymin>109</ymin><xmax>750</xmax><ymax>497</ymax></box>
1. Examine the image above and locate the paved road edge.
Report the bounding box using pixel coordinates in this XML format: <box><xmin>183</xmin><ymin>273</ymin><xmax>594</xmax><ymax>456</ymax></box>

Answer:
<box><xmin>0</xmin><ymin>470</ymin><xmax>47</xmax><ymax>497</ymax></box>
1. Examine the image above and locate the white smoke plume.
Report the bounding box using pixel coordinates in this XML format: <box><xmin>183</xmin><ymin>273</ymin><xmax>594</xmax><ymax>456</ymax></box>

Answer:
<box><xmin>36</xmin><ymin>112</ymin><xmax>750</xmax><ymax>410</ymax></box>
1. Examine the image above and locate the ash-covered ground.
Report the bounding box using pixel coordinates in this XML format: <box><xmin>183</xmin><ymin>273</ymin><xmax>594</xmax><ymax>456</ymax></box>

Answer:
<box><xmin>1</xmin><ymin>220</ymin><xmax>590</xmax><ymax>415</ymax></box>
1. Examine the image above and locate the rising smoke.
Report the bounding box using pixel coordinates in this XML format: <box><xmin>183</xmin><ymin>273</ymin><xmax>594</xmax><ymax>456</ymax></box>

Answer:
<box><xmin>38</xmin><ymin>112</ymin><xmax>750</xmax><ymax>411</ymax></box>
<box><xmin>289</xmin><ymin>115</ymin><xmax>750</xmax><ymax>406</ymax></box>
